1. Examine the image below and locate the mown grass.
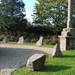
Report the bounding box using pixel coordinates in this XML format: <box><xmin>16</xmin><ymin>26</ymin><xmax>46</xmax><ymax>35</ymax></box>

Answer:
<box><xmin>12</xmin><ymin>50</ymin><xmax>75</xmax><ymax>75</ymax></box>
<box><xmin>8</xmin><ymin>42</ymin><xmax>54</xmax><ymax>48</ymax></box>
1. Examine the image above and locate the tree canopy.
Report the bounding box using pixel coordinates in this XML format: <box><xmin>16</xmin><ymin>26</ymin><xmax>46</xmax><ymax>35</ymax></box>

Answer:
<box><xmin>32</xmin><ymin>0</ymin><xmax>68</xmax><ymax>35</ymax></box>
<box><xmin>0</xmin><ymin>0</ymin><xmax>27</xmax><ymax>31</ymax></box>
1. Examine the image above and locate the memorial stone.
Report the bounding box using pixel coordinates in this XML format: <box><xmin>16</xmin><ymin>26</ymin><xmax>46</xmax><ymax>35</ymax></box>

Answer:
<box><xmin>36</xmin><ymin>36</ymin><xmax>43</xmax><ymax>46</ymax></box>
<box><xmin>59</xmin><ymin>0</ymin><xmax>75</xmax><ymax>51</ymax></box>
<box><xmin>52</xmin><ymin>43</ymin><xmax>62</xmax><ymax>58</ymax></box>
<box><xmin>2</xmin><ymin>37</ymin><xmax>8</xmax><ymax>43</ymax></box>
<box><xmin>26</xmin><ymin>53</ymin><xmax>46</xmax><ymax>71</ymax></box>
<box><xmin>18</xmin><ymin>36</ymin><xmax>24</xmax><ymax>44</ymax></box>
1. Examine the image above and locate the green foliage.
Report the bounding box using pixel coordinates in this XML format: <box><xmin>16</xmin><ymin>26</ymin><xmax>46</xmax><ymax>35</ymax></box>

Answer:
<box><xmin>0</xmin><ymin>0</ymin><xmax>27</xmax><ymax>31</ymax></box>
<box><xmin>33</xmin><ymin>0</ymin><xmax>68</xmax><ymax>35</ymax></box>
<box><xmin>12</xmin><ymin>50</ymin><xmax>75</xmax><ymax>75</ymax></box>
<box><xmin>0</xmin><ymin>0</ymin><xmax>25</xmax><ymax>17</ymax></box>
<box><xmin>25</xmin><ymin>25</ymin><xmax>54</xmax><ymax>36</ymax></box>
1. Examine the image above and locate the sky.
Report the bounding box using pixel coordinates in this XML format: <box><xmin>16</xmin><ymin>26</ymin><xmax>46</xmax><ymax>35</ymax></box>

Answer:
<box><xmin>23</xmin><ymin>0</ymin><xmax>37</xmax><ymax>22</ymax></box>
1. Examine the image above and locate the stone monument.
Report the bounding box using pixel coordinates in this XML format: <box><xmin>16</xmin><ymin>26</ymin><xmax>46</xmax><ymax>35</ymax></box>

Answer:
<box><xmin>36</xmin><ymin>36</ymin><xmax>43</xmax><ymax>46</ymax></box>
<box><xmin>18</xmin><ymin>36</ymin><xmax>24</xmax><ymax>44</ymax></box>
<box><xmin>59</xmin><ymin>0</ymin><xmax>75</xmax><ymax>51</ymax></box>
<box><xmin>52</xmin><ymin>43</ymin><xmax>62</xmax><ymax>58</ymax></box>
<box><xmin>26</xmin><ymin>53</ymin><xmax>46</xmax><ymax>71</ymax></box>
<box><xmin>2</xmin><ymin>37</ymin><xmax>8</xmax><ymax>43</ymax></box>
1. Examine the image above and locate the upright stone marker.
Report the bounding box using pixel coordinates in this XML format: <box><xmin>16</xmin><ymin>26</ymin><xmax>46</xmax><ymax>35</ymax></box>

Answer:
<box><xmin>2</xmin><ymin>37</ymin><xmax>8</xmax><ymax>43</ymax></box>
<box><xmin>67</xmin><ymin>0</ymin><xmax>72</xmax><ymax>28</ymax></box>
<box><xmin>26</xmin><ymin>53</ymin><xmax>46</xmax><ymax>71</ymax></box>
<box><xmin>18</xmin><ymin>36</ymin><xmax>24</xmax><ymax>44</ymax></box>
<box><xmin>36</xmin><ymin>36</ymin><xmax>43</xmax><ymax>46</ymax></box>
<box><xmin>52</xmin><ymin>43</ymin><xmax>62</xmax><ymax>58</ymax></box>
<box><xmin>59</xmin><ymin>0</ymin><xmax>75</xmax><ymax>51</ymax></box>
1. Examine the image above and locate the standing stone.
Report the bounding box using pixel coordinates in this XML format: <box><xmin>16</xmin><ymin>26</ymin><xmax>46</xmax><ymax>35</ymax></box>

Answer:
<box><xmin>26</xmin><ymin>53</ymin><xmax>46</xmax><ymax>71</ymax></box>
<box><xmin>2</xmin><ymin>37</ymin><xmax>8</xmax><ymax>43</ymax></box>
<box><xmin>59</xmin><ymin>0</ymin><xmax>75</xmax><ymax>51</ymax></box>
<box><xmin>18</xmin><ymin>36</ymin><xmax>24</xmax><ymax>44</ymax></box>
<box><xmin>67</xmin><ymin>0</ymin><xmax>72</xmax><ymax>28</ymax></box>
<box><xmin>52</xmin><ymin>43</ymin><xmax>62</xmax><ymax>58</ymax></box>
<box><xmin>36</xmin><ymin>36</ymin><xmax>43</xmax><ymax>46</ymax></box>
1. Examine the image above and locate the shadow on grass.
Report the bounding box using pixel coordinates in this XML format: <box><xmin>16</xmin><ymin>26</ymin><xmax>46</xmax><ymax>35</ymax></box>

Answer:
<box><xmin>62</xmin><ymin>55</ymin><xmax>75</xmax><ymax>58</ymax></box>
<box><xmin>41</xmin><ymin>65</ymin><xmax>72</xmax><ymax>72</ymax></box>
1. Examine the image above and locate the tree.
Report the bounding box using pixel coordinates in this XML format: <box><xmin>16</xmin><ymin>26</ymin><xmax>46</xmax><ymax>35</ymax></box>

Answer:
<box><xmin>32</xmin><ymin>0</ymin><xmax>68</xmax><ymax>36</ymax></box>
<box><xmin>0</xmin><ymin>0</ymin><xmax>27</xmax><ymax>31</ymax></box>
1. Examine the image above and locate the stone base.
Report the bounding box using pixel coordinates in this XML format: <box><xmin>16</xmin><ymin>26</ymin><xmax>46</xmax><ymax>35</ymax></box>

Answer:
<box><xmin>59</xmin><ymin>28</ymin><xmax>75</xmax><ymax>51</ymax></box>
<box><xmin>61</xmin><ymin>28</ymin><xmax>75</xmax><ymax>36</ymax></box>
<box><xmin>59</xmin><ymin>36</ymin><xmax>75</xmax><ymax>51</ymax></box>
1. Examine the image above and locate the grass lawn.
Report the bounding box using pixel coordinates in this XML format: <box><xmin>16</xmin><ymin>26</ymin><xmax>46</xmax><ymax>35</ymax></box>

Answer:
<box><xmin>12</xmin><ymin>50</ymin><xmax>75</xmax><ymax>75</ymax></box>
<box><xmin>8</xmin><ymin>42</ymin><xmax>54</xmax><ymax>48</ymax></box>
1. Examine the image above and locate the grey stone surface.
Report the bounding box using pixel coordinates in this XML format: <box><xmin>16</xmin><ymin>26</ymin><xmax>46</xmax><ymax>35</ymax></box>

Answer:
<box><xmin>36</xmin><ymin>36</ymin><xmax>43</xmax><ymax>46</ymax></box>
<box><xmin>26</xmin><ymin>53</ymin><xmax>46</xmax><ymax>71</ymax></box>
<box><xmin>59</xmin><ymin>0</ymin><xmax>75</xmax><ymax>51</ymax></box>
<box><xmin>2</xmin><ymin>37</ymin><xmax>8</xmax><ymax>44</ymax></box>
<box><xmin>59</xmin><ymin>28</ymin><xmax>75</xmax><ymax>51</ymax></box>
<box><xmin>52</xmin><ymin>43</ymin><xmax>62</xmax><ymax>57</ymax></box>
<box><xmin>18</xmin><ymin>36</ymin><xmax>24</xmax><ymax>44</ymax></box>
<box><xmin>67</xmin><ymin>0</ymin><xmax>72</xmax><ymax>28</ymax></box>
<box><xmin>0</xmin><ymin>44</ymin><xmax>49</xmax><ymax>75</ymax></box>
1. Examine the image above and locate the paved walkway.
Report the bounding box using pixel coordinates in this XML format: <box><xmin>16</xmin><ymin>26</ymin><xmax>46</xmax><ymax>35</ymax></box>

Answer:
<box><xmin>0</xmin><ymin>44</ymin><xmax>53</xmax><ymax>75</ymax></box>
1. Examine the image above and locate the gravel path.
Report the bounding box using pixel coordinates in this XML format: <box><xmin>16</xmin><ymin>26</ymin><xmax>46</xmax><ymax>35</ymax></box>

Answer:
<box><xmin>0</xmin><ymin>44</ymin><xmax>53</xmax><ymax>75</ymax></box>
